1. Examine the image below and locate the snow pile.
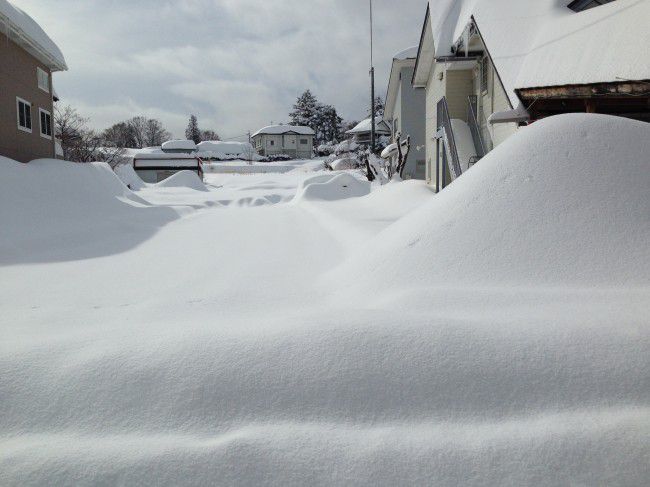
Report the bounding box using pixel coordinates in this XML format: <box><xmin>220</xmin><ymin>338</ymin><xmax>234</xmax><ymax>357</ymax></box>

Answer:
<box><xmin>197</xmin><ymin>141</ymin><xmax>262</xmax><ymax>161</ymax></box>
<box><xmin>1</xmin><ymin>115</ymin><xmax>648</xmax><ymax>485</ymax></box>
<box><xmin>161</xmin><ymin>140</ymin><xmax>197</xmax><ymax>152</ymax></box>
<box><xmin>0</xmin><ymin>157</ymin><xmax>177</xmax><ymax>264</ymax></box>
<box><xmin>0</xmin><ymin>0</ymin><xmax>67</xmax><ymax>70</ymax></box>
<box><xmin>294</xmin><ymin>173</ymin><xmax>370</xmax><ymax>202</ymax></box>
<box><xmin>114</xmin><ymin>163</ymin><xmax>146</xmax><ymax>190</ymax></box>
<box><xmin>336</xmin><ymin>114</ymin><xmax>650</xmax><ymax>288</ymax></box>
<box><xmin>156</xmin><ymin>170</ymin><xmax>208</xmax><ymax>192</ymax></box>
<box><xmin>330</xmin><ymin>157</ymin><xmax>359</xmax><ymax>171</ymax></box>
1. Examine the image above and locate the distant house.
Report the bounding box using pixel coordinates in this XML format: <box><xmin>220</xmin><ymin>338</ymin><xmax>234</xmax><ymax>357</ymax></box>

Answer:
<box><xmin>127</xmin><ymin>141</ymin><xmax>203</xmax><ymax>183</ymax></box>
<box><xmin>345</xmin><ymin>117</ymin><xmax>391</xmax><ymax>146</ymax></box>
<box><xmin>0</xmin><ymin>0</ymin><xmax>68</xmax><ymax>163</ymax></box>
<box><xmin>413</xmin><ymin>0</ymin><xmax>649</xmax><ymax>190</ymax></box>
<box><xmin>252</xmin><ymin>125</ymin><xmax>315</xmax><ymax>159</ymax></box>
<box><xmin>384</xmin><ymin>46</ymin><xmax>426</xmax><ymax>180</ymax></box>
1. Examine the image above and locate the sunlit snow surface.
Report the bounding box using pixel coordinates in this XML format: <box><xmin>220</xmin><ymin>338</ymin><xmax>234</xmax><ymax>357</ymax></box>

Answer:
<box><xmin>1</xmin><ymin>114</ymin><xmax>648</xmax><ymax>486</ymax></box>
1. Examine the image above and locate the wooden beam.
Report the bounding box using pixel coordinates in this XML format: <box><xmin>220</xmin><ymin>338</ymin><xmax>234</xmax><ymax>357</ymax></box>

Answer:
<box><xmin>517</xmin><ymin>81</ymin><xmax>650</xmax><ymax>101</ymax></box>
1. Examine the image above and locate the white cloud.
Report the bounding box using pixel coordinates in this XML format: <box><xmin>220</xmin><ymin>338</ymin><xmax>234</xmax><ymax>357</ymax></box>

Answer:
<box><xmin>14</xmin><ymin>0</ymin><xmax>427</xmax><ymax>139</ymax></box>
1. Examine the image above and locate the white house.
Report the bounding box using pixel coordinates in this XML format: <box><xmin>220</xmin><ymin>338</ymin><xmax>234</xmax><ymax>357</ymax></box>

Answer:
<box><xmin>252</xmin><ymin>125</ymin><xmax>315</xmax><ymax>159</ymax></box>
<box><xmin>384</xmin><ymin>46</ymin><xmax>427</xmax><ymax>180</ymax></box>
<box><xmin>413</xmin><ymin>0</ymin><xmax>649</xmax><ymax>190</ymax></box>
<box><xmin>344</xmin><ymin>117</ymin><xmax>391</xmax><ymax>146</ymax></box>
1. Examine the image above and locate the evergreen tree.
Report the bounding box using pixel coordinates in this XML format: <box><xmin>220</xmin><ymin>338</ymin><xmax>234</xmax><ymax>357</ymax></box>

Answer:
<box><xmin>289</xmin><ymin>90</ymin><xmax>319</xmax><ymax>128</ymax></box>
<box><xmin>316</xmin><ymin>104</ymin><xmax>343</xmax><ymax>144</ymax></box>
<box><xmin>369</xmin><ymin>96</ymin><xmax>385</xmax><ymax>118</ymax></box>
<box><xmin>185</xmin><ymin>115</ymin><xmax>201</xmax><ymax>144</ymax></box>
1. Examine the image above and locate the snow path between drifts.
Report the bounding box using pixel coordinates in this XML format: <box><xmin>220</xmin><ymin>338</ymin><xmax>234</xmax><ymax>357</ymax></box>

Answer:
<box><xmin>1</xmin><ymin>115</ymin><xmax>650</xmax><ymax>486</ymax></box>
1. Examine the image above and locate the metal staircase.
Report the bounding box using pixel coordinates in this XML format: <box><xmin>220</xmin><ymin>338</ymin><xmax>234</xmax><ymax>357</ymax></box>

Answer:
<box><xmin>437</xmin><ymin>97</ymin><xmax>463</xmax><ymax>180</ymax></box>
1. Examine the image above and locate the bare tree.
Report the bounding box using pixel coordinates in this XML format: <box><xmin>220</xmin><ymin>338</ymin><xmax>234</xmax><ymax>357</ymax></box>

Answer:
<box><xmin>54</xmin><ymin>104</ymin><xmax>125</xmax><ymax>166</ymax></box>
<box><xmin>200</xmin><ymin>129</ymin><xmax>220</xmax><ymax>142</ymax></box>
<box><xmin>145</xmin><ymin>119</ymin><xmax>171</xmax><ymax>147</ymax></box>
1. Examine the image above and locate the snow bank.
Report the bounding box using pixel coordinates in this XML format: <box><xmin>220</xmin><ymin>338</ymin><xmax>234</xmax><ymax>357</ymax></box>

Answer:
<box><xmin>156</xmin><ymin>170</ymin><xmax>208</xmax><ymax>192</ymax></box>
<box><xmin>0</xmin><ymin>158</ymin><xmax>177</xmax><ymax>264</ymax></box>
<box><xmin>335</xmin><ymin>114</ymin><xmax>650</xmax><ymax>288</ymax></box>
<box><xmin>114</xmin><ymin>163</ymin><xmax>146</xmax><ymax>190</ymax></box>
<box><xmin>294</xmin><ymin>173</ymin><xmax>370</xmax><ymax>202</ymax></box>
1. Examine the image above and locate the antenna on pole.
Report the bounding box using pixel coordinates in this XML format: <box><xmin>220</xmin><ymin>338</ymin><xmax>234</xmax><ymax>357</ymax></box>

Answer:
<box><xmin>369</xmin><ymin>0</ymin><xmax>376</xmax><ymax>153</ymax></box>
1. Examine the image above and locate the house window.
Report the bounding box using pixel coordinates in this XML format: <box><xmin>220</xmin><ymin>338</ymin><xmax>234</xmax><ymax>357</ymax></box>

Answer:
<box><xmin>480</xmin><ymin>56</ymin><xmax>489</xmax><ymax>93</ymax></box>
<box><xmin>17</xmin><ymin>97</ymin><xmax>32</xmax><ymax>133</ymax></box>
<box><xmin>300</xmin><ymin>139</ymin><xmax>308</xmax><ymax>145</ymax></box>
<box><xmin>37</xmin><ymin>67</ymin><xmax>50</xmax><ymax>93</ymax></box>
<box><xmin>39</xmin><ymin>108</ymin><xmax>52</xmax><ymax>139</ymax></box>
<box><xmin>269</xmin><ymin>140</ymin><xmax>275</xmax><ymax>146</ymax></box>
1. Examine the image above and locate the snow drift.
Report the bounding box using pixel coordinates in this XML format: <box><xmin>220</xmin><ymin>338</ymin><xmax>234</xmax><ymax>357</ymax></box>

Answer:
<box><xmin>114</xmin><ymin>163</ymin><xmax>146</xmax><ymax>190</ymax></box>
<box><xmin>335</xmin><ymin>114</ymin><xmax>650</xmax><ymax>289</ymax></box>
<box><xmin>1</xmin><ymin>118</ymin><xmax>648</xmax><ymax>485</ymax></box>
<box><xmin>156</xmin><ymin>170</ymin><xmax>208</xmax><ymax>192</ymax></box>
<box><xmin>0</xmin><ymin>158</ymin><xmax>178</xmax><ymax>264</ymax></box>
<box><xmin>294</xmin><ymin>173</ymin><xmax>370</xmax><ymax>202</ymax></box>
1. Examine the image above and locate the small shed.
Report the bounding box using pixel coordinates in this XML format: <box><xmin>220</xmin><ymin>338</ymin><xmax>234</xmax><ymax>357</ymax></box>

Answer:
<box><xmin>130</xmin><ymin>149</ymin><xmax>203</xmax><ymax>183</ymax></box>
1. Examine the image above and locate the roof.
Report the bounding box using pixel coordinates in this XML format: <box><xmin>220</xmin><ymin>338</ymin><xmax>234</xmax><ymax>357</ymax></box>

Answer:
<box><xmin>345</xmin><ymin>117</ymin><xmax>392</xmax><ymax>135</ymax></box>
<box><xmin>252</xmin><ymin>125</ymin><xmax>315</xmax><ymax>137</ymax></box>
<box><xmin>394</xmin><ymin>46</ymin><xmax>419</xmax><ymax>60</ymax></box>
<box><xmin>0</xmin><ymin>0</ymin><xmax>67</xmax><ymax>71</ymax></box>
<box><xmin>416</xmin><ymin>0</ymin><xmax>648</xmax><ymax>107</ymax></box>
<box><xmin>385</xmin><ymin>47</ymin><xmax>419</xmax><ymax>120</ymax></box>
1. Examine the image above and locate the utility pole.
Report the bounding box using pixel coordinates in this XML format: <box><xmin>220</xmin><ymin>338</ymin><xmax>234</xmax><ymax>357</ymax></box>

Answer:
<box><xmin>369</xmin><ymin>0</ymin><xmax>376</xmax><ymax>153</ymax></box>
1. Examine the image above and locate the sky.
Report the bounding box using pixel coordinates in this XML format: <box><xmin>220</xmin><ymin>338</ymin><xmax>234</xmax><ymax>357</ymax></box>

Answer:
<box><xmin>14</xmin><ymin>0</ymin><xmax>427</xmax><ymax>141</ymax></box>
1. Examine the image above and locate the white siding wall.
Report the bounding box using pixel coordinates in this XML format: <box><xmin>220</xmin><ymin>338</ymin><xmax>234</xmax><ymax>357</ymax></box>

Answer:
<box><xmin>446</xmin><ymin>70</ymin><xmax>473</xmax><ymax>120</ymax></box>
<box><xmin>425</xmin><ymin>63</ymin><xmax>446</xmax><ymax>184</ymax></box>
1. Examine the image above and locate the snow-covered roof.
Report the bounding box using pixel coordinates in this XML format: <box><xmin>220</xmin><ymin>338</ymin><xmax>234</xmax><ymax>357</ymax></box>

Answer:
<box><xmin>252</xmin><ymin>125</ymin><xmax>315</xmax><ymax>137</ymax></box>
<box><xmin>161</xmin><ymin>140</ymin><xmax>197</xmax><ymax>152</ymax></box>
<box><xmin>346</xmin><ymin>118</ymin><xmax>392</xmax><ymax>135</ymax></box>
<box><xmin>125</xmin><ymin>147</ymin><xmax>201</xmax><ymax>162</ymax></box>
<box><xmin>419</xmin><ymin>0</ymin><xmax>649</xmax><ymax>107</ymax></box>
<box><xmin>394</xmin><ymin>46</ymin><xmax>419</xmax><ymax>60</ymax></box>
<box><xmin>0</xmin><ymin>0</ymin><xmax>67</xmax><ymax>71</ymax></box>
<box><xmin>385</xmin><ymin>46</ymin><xmax>420</xmax><ymax>119</ymax></box>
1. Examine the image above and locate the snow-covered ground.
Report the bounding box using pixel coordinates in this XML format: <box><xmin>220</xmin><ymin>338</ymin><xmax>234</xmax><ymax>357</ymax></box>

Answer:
<box><xmin>1</xmin><ymin>114</ymin><xmax>649</xmax><ymax>485</ymax></box>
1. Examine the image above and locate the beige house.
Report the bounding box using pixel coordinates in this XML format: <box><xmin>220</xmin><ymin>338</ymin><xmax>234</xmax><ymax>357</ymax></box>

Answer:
<box><xmin>252</xmin><ymin>125</ymin><xmax>315</xmax><ymax>159</ymax></box>
<box><xmin>384</xmin><ymin>46</ymin><xmax>427</xmax><ymax>180</ymax></box>
<box><xmin>0</xmin><ymin>0</ymin><xmax>67</xmax><ymax>163</ymax></box>
<box><xmin>413</xmin><ymin>0</ymin><xmax>649</xmax><ymax>191</ymax></box>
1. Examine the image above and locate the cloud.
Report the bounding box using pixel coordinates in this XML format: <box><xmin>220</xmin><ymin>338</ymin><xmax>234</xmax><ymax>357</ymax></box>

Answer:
<box><xmin>14</xmin><ymin>0</ymin><xmax>427</xmax><ymax>139</ymax></box>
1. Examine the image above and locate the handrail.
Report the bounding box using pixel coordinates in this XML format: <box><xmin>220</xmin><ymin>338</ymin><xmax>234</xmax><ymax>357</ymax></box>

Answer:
<box><xmin>467</xmin><ymin>95</ymin><xmax>487</xmax><ymax>158</ymax></box>
<box><xmin>437</xmin><ymin>97</ymin><xmax>462</xmax><ymax>179</ymax></box>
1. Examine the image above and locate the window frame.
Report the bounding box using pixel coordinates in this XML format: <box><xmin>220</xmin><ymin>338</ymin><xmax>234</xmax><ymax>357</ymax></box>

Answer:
<box><xmin>300</xmin><ymin>138</ymin><xmax>308</xmax><ymax>145</ymax></box>
<box><xmin>16</xmin><ymin>97</ymin><xmax>33</xmax><ymax>133</ymax></box>
<box><xmin>37</xmin><ymin>67</ymin><xmax>50</xmax><ymax>93</ymax></box>
<box><xmin>39</xmin><ymin>107</ymin><xmax>53</xmax><ymax>140</ymax></box>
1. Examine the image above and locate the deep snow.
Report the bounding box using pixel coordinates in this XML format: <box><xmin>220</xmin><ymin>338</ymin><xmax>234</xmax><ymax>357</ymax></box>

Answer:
<box><xmin>0</xmin><ymin>114</ymin><xmax>648</xmax><ymax>486</ymax></box>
